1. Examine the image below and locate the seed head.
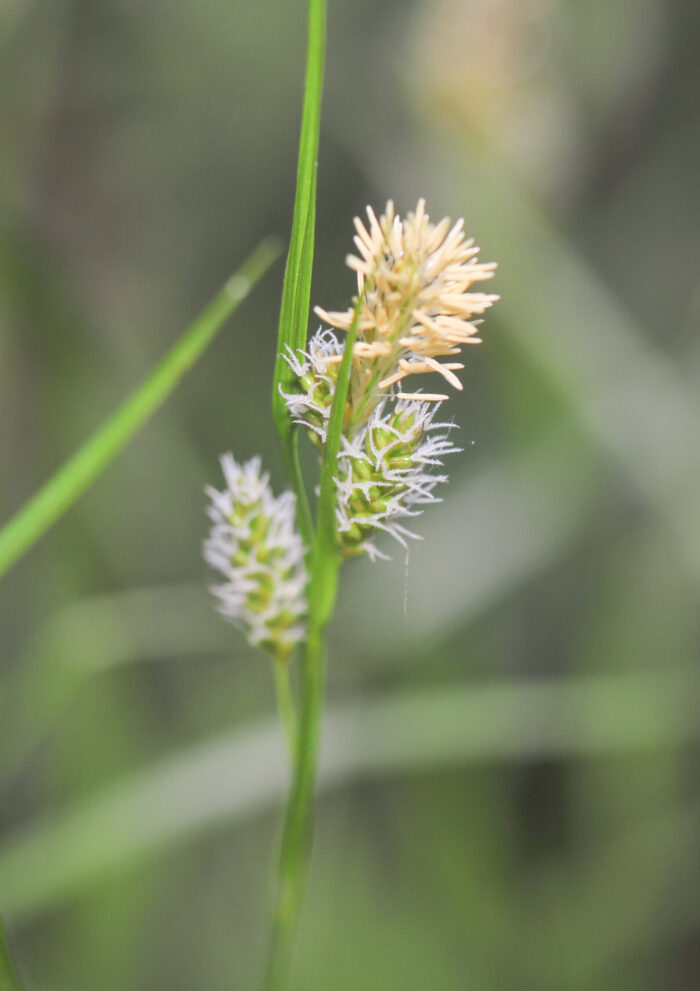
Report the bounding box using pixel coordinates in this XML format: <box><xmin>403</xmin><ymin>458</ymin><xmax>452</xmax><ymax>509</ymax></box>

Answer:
<box><xmin>334</xmin><ymin>397</ymin><xmax>461</xmax><ymax>560</ymax></box>
<box><xmin>204</xmin><ymin>455</ymin><xmax>307</xmax><ymax>661</ymax></box>
<box><xmin>315</xmin><ymin>199</ymin><xmax>497</xmax><ymax>425</ymax></box>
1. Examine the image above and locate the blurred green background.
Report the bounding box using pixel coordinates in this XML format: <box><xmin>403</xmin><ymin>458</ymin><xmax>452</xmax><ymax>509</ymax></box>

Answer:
<box><xmin>1</xmin><ymin>0</ymin><xmax>699</xmax><ymax>988</ymax></box>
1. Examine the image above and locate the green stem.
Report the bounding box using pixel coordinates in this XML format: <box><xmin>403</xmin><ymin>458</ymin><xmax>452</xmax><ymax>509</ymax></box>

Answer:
<box><xmin>262</xmin><ymin>299</ymin><xmax>363</xmax><ymax>990</ymax></box>
<box><xmin>0</xmin><ymin>916</ymin><xmax>21</xmax><ymax>991</ymax></box>
<box><xmin>281</xmin><ymin>431</ymin><xmax>314</xmax><ymax>559</ymax></box>
<box><xmin>262</xmin><ymin>597</ymin><xmax>338</xmax><ymax>991</ymax></box>
<box><xmin>262</xmin><ymin>1</ymin><xmax>326</xmax><ymax>970</ymax></box>
<box><xmin>0</xmin><ymin>238</ymin><xmax>280</xmax><ymax>582</ymax></box>
<box><xmin>273</xmin><ymin>660</ymin><xmax>298</xmax><ymax>761</ymax></box>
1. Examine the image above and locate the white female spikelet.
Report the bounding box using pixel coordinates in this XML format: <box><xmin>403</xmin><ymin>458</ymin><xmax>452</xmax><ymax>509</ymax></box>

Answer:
<box><xmin>280</xmin><ymin>328</ymin><xmax>344</xmax><ymax>446</ymax></box>
<box><xmin>204</xmin><ymin>455</ymin><xmax>307</xmax><ymax>661</ymax></box>
<box><xmin>334</xmin><ymin>397</ymin><xmax>461</xmax><ymax>561</ymax></box>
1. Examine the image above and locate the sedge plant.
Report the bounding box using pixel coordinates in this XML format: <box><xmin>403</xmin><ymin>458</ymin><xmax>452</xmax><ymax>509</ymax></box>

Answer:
<box><xmin>0</xmin><ymin>0</ymin><xmax>498</xmax><ymax>986</ymax></box>
<box><xmin>201</xmin><ymin>5</ymin><xmax>498</xmax><ymax>987</ymax></box>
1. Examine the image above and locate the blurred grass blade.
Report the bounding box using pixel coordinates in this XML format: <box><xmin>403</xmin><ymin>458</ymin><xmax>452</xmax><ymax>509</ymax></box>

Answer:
<box><xmin>0</xmin><ymin>918</ymin><xmax>20</xmax><ymax>991</ymax></box>
<box><xmin>271</xmin><ymin>0</ymin><xmax>326</xmax><ymax>545</ymax></box>
<box><xmin>0</xmin><ymin>670</ymin><xmax>696</xmax><ymax>921</ymax></box>
<box><xmin>0</xmin><ymin>583</ymin><xmax>229</xmax><ymax>789</ymax></box>
<box><xmin>0</xmin><ymin>239</ymin><xmax>279</xmax><ymax>581</ymax></box>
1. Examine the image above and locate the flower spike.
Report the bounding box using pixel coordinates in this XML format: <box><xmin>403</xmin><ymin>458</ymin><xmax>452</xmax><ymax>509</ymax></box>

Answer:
<box><xmin>315</xmin><ymin>199</ymin><xmax>498</xmax><ymax>425</ymax></box>
<box><xmin>204</xmin><ymin>455</ymin><xmax>307</xmax><ymax>661</ymax></box>
<box><xmin>334</xmin><ymin>397</ymin><xmax>461</xmax><ymax>560</ymax></box>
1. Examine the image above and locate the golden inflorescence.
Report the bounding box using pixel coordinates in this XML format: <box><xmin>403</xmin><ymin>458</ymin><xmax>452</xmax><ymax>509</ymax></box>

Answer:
<box><xmin>315</xmin><ymin>199</ymin><xmax>498</xmax><ymax>427</ymax></box>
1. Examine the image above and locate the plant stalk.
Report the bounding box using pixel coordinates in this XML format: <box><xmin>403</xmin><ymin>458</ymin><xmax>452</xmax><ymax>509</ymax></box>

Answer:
<box><xmin>262</xmin><ymin>291</ymin><xmax>363</xmax><ymax>990</ymax></box>
<box><xmin>261</xmin><ymin>582</ymin><xmax>338</xmax><ymax>991</ymax></box>
<box><xmin>273</xmin><ymin>660</ymin><xmax>298</xmax><ymax>761</ymax></box>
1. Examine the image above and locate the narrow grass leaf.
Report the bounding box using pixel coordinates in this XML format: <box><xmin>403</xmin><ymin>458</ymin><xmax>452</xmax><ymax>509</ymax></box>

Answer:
<box><xmin>0</xmin><ymin>239</ymin><xmax>280</xmax><ymax>581</ymax></box>
<box><xmin>271</xmin><ymin>0</ymin><xmax>326</xmax><ymax>547</ymax></box>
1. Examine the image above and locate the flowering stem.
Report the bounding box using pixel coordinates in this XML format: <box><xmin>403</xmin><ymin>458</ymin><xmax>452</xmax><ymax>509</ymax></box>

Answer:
<box><xmin>273</xmin><ymin>660</ymin><xmax>298</xmax><ymax>760</ymax></box>
<box><xmin>262</xmin><ymin>1</ymin><xmax>327</xmax><ymax>977</ymax></box>
<box><xmin>262</xmin><ymin>301</ymin><xmax>362</xmax><ymax>989</ymax></box>
<box><xmin>282</xmin><ymin>433</ymin><xmax>314</xmax><ymax>559</ymax></box>
<box><xmin>262</xmin><ymin>603</ymin><xmax>336</xmax><ymax>990</ymax></box>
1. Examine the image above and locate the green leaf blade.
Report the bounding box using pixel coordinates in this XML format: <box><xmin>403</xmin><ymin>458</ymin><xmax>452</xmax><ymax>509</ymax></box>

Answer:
<box><xmin>271</xmin><ymin>0</ymin><xmax>326</xmax><ymax>550</ymax></box>
<box><xmin>0</xmin><ymin>239</ymin><xmax>280</xmax><ymax>581</ymax></box>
